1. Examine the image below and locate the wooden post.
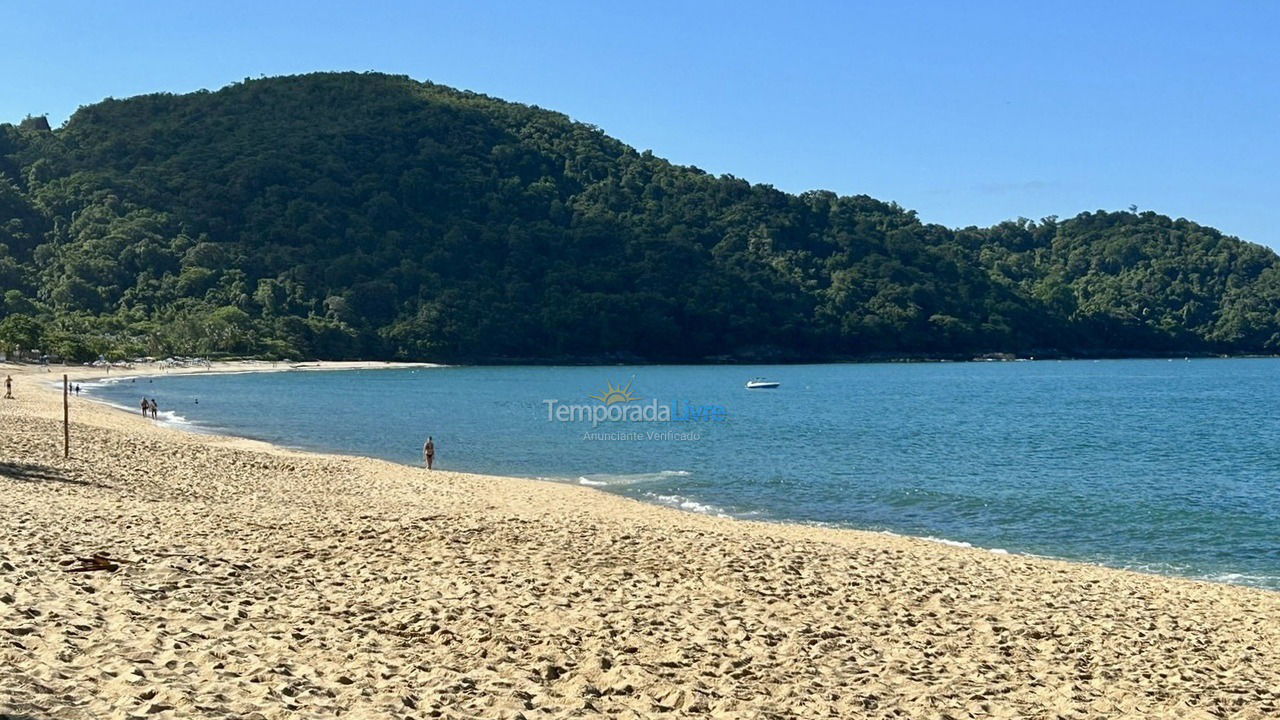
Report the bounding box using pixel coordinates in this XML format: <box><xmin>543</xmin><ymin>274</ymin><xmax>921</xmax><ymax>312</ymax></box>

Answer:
<box><xmin>63</xmin><ymin>374</ymin><xmax>69</xmax><ymax>459</ymax></box>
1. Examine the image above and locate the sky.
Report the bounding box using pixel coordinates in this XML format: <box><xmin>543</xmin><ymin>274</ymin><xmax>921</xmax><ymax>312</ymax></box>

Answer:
<box><xmin>4</xmin><ymin>1</ymin><xmax>1278</xmax><ymax>247</ymax></box>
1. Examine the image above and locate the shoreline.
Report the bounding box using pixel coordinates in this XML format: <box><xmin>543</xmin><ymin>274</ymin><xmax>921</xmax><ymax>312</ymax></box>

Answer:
<box><xmin>32</xmin><ymin>358</ymin><xmax>1280</xmax><ymax>593</ymax></box>
<box><xmin>4</xmin><ymin>360</ymin><xmax>1280</xmax><ymax>716</ymax></box>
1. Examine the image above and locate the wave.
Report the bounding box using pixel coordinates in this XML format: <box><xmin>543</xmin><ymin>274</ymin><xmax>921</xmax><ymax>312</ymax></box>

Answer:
<box><xmin>1123</xmin><ymin>562</ymin><xmax>1280</xmax><ymax>590</ymax></box>
<box><xmin>1201</xmin><ymin>572</ymin><xmax>1280</xmax><ymax>588</ymax></box>
<box><xmin>915</xmin><ymin>538</ymin><xmax>1276</xmax><ymax>589</ymax></box>
<box><xmin>155</xmin><ymin>409</ymin><xmax>193</xmax><ymax>426</ymax></box>
<box><xmin>575</xmin><ymin>469</ymin><xmax>690</xmax><ymax>487</ymax></box>
<box><xmin>82</xmin><ymin>375</ymin><xmax>146</xmax><ymax>387</ymax></box>
<box><xmin>642</xmin><ymin>492</ymin><xmax>731</xmax><ymax>518</ymax></box>
<box><xmin>919</xmin><ymin>535</ymin><xmax>1007</xmax><ymax>554</ymax></box>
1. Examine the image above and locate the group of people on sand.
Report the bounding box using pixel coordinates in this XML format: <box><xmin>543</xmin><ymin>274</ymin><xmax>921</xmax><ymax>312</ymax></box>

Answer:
<box><xmin>2</xmin><ymin>376</ymin><xmax>80</xmax><ymax>400</ymax></box>
<box><xmin>140</xmin><ymin>397</ymin><xmax>160</xmax><ymax>419</ymax></box>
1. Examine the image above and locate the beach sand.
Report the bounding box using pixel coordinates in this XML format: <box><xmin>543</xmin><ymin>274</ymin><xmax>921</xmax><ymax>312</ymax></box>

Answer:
<box><xmin>2</xmin><ymin>362</ymin><xmax>1278</xmax><ymax>719</ymax></box>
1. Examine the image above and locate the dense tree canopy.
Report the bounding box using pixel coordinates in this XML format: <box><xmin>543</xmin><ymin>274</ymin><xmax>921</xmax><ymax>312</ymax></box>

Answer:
<box><xmin>1</xmin><ymin>71</ymin><xmax>1279</xmax><ymax>362</ymax></box>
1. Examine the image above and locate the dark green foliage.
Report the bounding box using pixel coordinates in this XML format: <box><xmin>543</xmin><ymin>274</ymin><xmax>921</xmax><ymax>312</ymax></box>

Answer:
<box><xmin>17</xmin><ymin>115</ymin><xmax>51</xmax><ymax>133</ymax></box>
<box><xmin>0</xmin><ymin>313</ymin><xmax>43</xmax><ymax>357</ymax></box>
<box><xmin>1</xmin><ymin>72</ymin><xmax>1279</xmax><ymax>362</ymax></box>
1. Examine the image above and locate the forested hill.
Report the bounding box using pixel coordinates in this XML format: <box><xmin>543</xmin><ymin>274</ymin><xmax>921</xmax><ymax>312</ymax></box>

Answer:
<box><xmin>2</xmin><ymin>72</ymin><xmax>1279</xmax><ymax>362</ymax></box>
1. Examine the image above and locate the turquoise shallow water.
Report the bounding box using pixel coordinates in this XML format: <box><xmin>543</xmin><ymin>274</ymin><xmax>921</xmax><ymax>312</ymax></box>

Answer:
<box><xmin>91</xmin><ymin>359</ymin><xmax>1280</xmax><ymax>589</ymax></box>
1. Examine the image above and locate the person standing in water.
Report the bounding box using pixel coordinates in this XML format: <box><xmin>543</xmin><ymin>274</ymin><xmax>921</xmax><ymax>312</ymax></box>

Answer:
<box><xmin>423</xmin><ymin>436</ymin><xmax>436</xmax><ymax>469</ymax></box>
<box><xmin>3</xmin><ymin>375</ymin><xmax>13</xmax><ymax>399</ymax></box>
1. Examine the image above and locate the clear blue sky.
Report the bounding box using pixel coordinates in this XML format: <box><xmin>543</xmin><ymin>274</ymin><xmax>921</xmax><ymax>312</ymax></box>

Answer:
<box><xmin>5</xmin><ymin>1</ymin><xmax>1278</xmax><ymax>247</ymax></box>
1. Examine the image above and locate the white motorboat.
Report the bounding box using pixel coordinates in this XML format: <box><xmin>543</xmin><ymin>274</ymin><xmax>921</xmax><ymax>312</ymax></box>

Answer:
<box><xmin>745</xmin><ymin>378</ymin><xmax>780</xmax><ymax>389</ymax></box>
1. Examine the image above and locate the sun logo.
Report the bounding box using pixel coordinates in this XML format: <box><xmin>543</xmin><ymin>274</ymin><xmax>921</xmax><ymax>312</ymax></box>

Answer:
<box><xmin>589</xmin><ymin>379</ymin><xmax>639</xmax><ymax>405</ymax></box>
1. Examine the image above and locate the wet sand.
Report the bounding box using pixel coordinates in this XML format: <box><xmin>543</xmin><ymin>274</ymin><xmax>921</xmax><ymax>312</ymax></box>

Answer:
<box><xmin>2</xmin><ymin>362</ymin><xmax>1278</xmax><ymax>719</ymax></box>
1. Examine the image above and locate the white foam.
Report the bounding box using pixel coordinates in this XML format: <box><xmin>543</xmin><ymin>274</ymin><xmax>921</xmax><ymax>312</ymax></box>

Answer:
<box><xmin>94</xmin><ymin>374</ymin><xmax>147</xmax><ymax>386</ymax></box>
<box><xmin>921</xmin><ymin>535</ymin><xmax>975</xmax><ymax>549</ymax></box>
<box><xmin>155</xmin><ymin>410</ymin><xmax>192</xmax><ymax>426</ymax></box>
<box><xmin>918</xmin><ymin>535</ymin><xmax>1007</xmax><ymax>556</ymax></box>
<box><xmin>1201</xmin><ymin>572</ymin><xmax>1279</xmax><ymax>588</ymax></box>
<box><xmin>799</xmin><ymin>519</ymin><xmax>841</xmax><ymax>529</ymax></box>
<box><xmin>643</xmin><ymin>492</ymin><xmax>731</xmax><ymax>518</ymax></box>
<box><xmin>574</xmin><ymin>470</ymin><xmax>691</xmax><ymax>487</ymax></box>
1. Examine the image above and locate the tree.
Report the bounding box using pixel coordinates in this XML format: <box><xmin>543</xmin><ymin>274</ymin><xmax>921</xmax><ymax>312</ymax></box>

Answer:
<box><xmin>0</xmin><ymin>314</ymin><xmax>43</xmax><ymax>358</ymax></box>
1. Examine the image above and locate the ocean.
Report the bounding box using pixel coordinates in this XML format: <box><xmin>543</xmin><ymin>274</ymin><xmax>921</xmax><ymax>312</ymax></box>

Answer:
<box><xmin>89</xmin><ymin>359</ymin><xmax>1280</xmax><ymax>589</ymax></box>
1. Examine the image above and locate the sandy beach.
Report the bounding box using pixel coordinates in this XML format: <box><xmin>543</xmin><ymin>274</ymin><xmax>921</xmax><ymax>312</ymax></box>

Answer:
<box><xmin>2</xmin><ymin>362</ymin><xmax>1279</xmax><ymax>719</ymax></box>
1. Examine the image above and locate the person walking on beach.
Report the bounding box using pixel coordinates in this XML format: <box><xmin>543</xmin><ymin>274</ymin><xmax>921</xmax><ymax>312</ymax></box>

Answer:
<box><xmin>423</xmin><ymin>436</ymin><xmax>436</xmax><ymax>470</ymax></box>
<box><xmin>140</xmin><ymin>397</ymin><xmax>149</xmax><ymax>417</ymax></box>
<box><xmin>149</xmin><ymin>399</ymin><xmax>159</xmax><ymax>419</ymax></box>
<box><xmin>4</xmin><ymin>375</ymin><xmax>12</xmax><ymax>399</ymax></box>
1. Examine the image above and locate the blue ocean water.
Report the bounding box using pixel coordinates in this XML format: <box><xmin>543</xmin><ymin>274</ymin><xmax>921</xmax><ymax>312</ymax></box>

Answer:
<box><xmin>90</xmin><ymin>360</ymin><xmax>1280</xmax><ymax>589</ymax></box>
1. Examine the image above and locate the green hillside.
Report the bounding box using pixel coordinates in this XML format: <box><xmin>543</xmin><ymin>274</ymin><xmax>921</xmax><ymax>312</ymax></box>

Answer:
<box><xmin>2</xmin><ymin>71</ymin><xmax>1278</xmax><ymax>362</ymax></box>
